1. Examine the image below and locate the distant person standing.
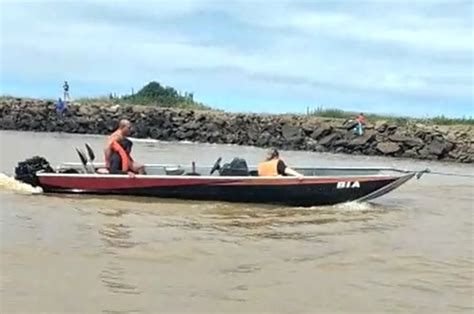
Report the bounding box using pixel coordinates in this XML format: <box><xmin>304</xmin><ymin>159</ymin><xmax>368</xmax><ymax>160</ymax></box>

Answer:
<box><xmin>63</xmin><ymin>81</ymin><xmax>70</xmax><ymax>101</ymax></box>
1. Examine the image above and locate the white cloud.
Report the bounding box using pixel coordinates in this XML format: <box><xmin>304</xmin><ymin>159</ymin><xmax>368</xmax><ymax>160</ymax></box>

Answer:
<box><xmin>0</xmin><ymin>0</ymin><xmax>472</xmax><ymax>115</ymax></box>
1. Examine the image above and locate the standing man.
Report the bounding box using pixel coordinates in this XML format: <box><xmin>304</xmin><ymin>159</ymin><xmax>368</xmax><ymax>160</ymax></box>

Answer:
<box><xmin>63</xmin><ymin>81</ymin><xmax>70</xmax><ymax>101</ymax></box>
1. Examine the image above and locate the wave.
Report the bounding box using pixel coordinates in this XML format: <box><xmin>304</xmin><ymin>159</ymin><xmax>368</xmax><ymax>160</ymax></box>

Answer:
<box><xmin>129</xmin><ymin>138</ymin><xmax>229</xmax><ymax>146</ymax></box>
<box><xmin>128</xmin><ymin>137</ymin><xmax>160</xmax><ymax>143</ymax></box>
<box><xmin>0</xmin><ymin>173</ymin><xmax>42</xmax><ymax>194</ymax></box>
<box><xmin>128</xmin><ymin>138</ymin><xmax>197</xmax><ymax>145</ymax></box>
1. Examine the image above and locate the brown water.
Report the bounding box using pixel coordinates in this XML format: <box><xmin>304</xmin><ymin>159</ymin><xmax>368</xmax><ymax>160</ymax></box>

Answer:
<box><xmin>0</xmin><ymin>130</ymin><xmax>473</xmax><ymax>313</ymax></box>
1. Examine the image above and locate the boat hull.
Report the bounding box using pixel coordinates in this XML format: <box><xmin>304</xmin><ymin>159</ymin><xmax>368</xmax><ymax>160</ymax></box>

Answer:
<box><xmin>37</xmin><ymin>174</ymin><xmax>408</xmax><ymax>206</ymax></box>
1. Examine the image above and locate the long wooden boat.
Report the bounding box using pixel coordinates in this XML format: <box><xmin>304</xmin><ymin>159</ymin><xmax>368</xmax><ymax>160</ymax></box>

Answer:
<box><xmin>14</xmin><ymin>153</ymin><xmax>428</xmax><ymax>207</ymax></box>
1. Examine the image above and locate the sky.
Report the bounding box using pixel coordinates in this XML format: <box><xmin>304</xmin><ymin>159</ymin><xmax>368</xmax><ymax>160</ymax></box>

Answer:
<box><xmin>0</xmin><ymin>0</ymin><xmax>473</xmax><ymax>117</ymax></box>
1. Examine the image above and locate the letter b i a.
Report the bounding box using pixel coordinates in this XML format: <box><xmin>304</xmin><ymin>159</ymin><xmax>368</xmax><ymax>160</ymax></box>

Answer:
<box><xmin>336</xmin><ymin>181</ymin><xmax>360</xmax><ymax>189</ymax></box>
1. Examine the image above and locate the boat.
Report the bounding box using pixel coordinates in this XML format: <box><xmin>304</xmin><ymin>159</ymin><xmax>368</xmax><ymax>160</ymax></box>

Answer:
<box><xmin>14</xmin><ymin>144</ymin><xmax>429</xmax><ymax>207</ymax></box>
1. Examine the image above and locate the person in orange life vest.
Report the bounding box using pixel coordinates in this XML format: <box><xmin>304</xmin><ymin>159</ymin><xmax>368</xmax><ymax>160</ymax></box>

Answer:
<box><xmin>104</xmin><ymin>119</ymin><xmax>145</xmax><ymax>175</ymax></box>
<box><xmin>108</xmin><ymin>138</ymin><xmax>133</xmax><ymax>174</ymax></box>
<box><xmin>257</xmin><ymin>149</ymin><xmax>303</xmax><ymax>177</ymax></box>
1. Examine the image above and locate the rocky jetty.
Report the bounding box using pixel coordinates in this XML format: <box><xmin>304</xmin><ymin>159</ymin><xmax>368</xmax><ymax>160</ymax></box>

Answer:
<box><xmin>1</xmin><ymin>97</ymin><xmax>472</xmax><ymax>163</ymax></box>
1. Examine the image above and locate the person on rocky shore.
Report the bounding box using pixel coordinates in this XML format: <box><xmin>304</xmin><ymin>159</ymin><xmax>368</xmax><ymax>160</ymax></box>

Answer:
<box><xmin>63</xmin><ymin>81</ymin><xmax>70</xmax><ymax>101</ymax></box>
<box><xmin>353</xmin><ymin>113</ymin><xmax>365</xmax><ymax>135</ymax></box>
<box><xmin>257</xmin><ymin>148</ymin><xmax>303</xmax><ymax>177</ymax></box>
<box><xmin>104</xmin><ymin>119</ymin><xmax>145</xmax><ymax>175</ymax></box>
<box><xmin>55</xmin><ymin>97</ymin><xmax>65</xmax><ymax>117</ymax></box>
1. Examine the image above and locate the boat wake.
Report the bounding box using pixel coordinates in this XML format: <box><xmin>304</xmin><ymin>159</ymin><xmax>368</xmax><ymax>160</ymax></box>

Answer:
<box><xmin>333</xmin><ymin>201</ymin><xmax>375</xmax><ymax>212</ymax></box>
<box><xmin>0</xmin><ymin>173</ymin><xmax>43</xmax><ymax>194</ymax></box>
<box><xmin>293</xmin><ymin>201</ymin><xmax>381</xmax><ymax>212</ymax></box>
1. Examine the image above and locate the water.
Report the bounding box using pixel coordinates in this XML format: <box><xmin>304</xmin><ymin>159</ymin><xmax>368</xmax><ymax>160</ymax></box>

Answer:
<box><xmin>1</xmin><ymin>130</ymin><xmax>473</xmax><ymax>313</ymax></box>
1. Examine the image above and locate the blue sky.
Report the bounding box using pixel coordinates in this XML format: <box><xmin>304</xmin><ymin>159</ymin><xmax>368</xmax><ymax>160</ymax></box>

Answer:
<box><xmin>1</xmin><ymin>0</ymin><xmax>473</xmax><ymax>117</ymax></box>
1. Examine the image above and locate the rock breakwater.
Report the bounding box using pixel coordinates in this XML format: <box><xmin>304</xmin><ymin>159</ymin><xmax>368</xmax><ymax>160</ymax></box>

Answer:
<box><xmin>1</xmin><ymin>97</ymin><xmax>472</xmax><ymax>163</ymax></box>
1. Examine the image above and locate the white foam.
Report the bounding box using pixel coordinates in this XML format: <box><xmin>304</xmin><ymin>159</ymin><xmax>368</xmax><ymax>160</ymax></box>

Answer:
<box><xmin>333</xmin><ymin>201</ymin><xmax>374</xmax><ymax>211</ymax></box>
<box><xmin>0</xmin><ymin>173</ymin><xmax>43</xmax><ymax>194</ymax></box>
<box><xmin>128</xmin><ymin>137</ymin><xmax>160</xmax><ymax>143</ymax></box>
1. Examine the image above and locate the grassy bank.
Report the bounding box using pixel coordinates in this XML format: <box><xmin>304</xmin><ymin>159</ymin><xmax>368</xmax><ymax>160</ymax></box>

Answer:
<box><xmin>308</xmin><ymin>106</ymin><xmax>474</xmax><ymax>126</ymax></box>
<box><xmin>2</xmin><ymin>78</ymin><xmax>472</xmax><ymax>126</ymax></box>
<box><xmin>76</xmin><ymin>81</ymin><xmax>211</xmax><ymax>110</ymax></box>
<box><xmin>75</xmin><ymin>96</ymin><xmax>211</xmax><ymax>110</ymax></box>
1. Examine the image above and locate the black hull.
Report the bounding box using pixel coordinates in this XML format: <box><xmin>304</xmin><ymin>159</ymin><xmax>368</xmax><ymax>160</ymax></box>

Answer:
<box><xmin>41</xmin><ymin>178</ymin><xmax>398</xmax><ymax>207</ymax></box>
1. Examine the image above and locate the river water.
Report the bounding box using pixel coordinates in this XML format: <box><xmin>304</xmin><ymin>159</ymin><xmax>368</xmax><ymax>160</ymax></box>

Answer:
<box><xmin>0</xmin><ymin>130</ymin><xmax>472</xmax><ymax>313</ymax></box>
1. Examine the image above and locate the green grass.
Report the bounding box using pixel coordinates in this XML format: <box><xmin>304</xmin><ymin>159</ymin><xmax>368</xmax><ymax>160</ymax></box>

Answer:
<box><xmin>2</xmin><ymin>92</ymin><xmax>472</xmax><ymax>126</ymax></box>
<box><xmin>75</xmin><ymin>96</ymin><xmax>212</xmax><ymax>110</ymax></box>
<box><xmin>308</xmin><ymin>106</ymin><xmax>474</xmax><ymax>126</ymax></box>
<box><xmin>73</xmin><ymin>81</ymin><xmax>212</xmax><ymax>110</ymax></box>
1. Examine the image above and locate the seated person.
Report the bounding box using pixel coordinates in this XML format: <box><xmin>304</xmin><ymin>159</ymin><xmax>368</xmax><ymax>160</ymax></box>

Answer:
<box><xmin>108</xmin><ymin>138</ymin><xmax>146</xmax><ymax>175</ymax></box>
<box><xmin>257</xmin><ymin>149</ymin><xmax>303</xmax><ymax>177</ymax></box>
<box><xmin>352</xmin><ymin>113</ymin><xmax>365</xmax><ymax>135</ymax></box>
<box><xmin>104</xmin><ymin>119</ymin><xmax>144</xmax><ymax>173</ymax></box>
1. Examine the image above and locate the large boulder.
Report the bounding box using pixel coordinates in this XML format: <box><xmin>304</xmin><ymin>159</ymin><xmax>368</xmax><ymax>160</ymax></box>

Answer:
<box><xmin>347</xmin><ymin>132</ymin><xmax>375</xmax><ymax>148</ymax></box>
<box><xmin>386</xmin><ymin>124</ymin><xmax>398</xmax><ymax>135</ymax></box>
<box><xmin>182</xmin><ymin>121</ymin><xmax>201</xmax><ymax>130</ymax></box>
<box><xmin>333</xmin><ymin>139</ymin><xmax>349</xmax><ymax>147</ymax></box>
<box><xmin>375</xmin><ymin>120</ymin><xmax>388</xmax><ymax>133</ymax></box>
<box><xmin>318</xmin><ymin>133</ymin><xmax>341</xmax><ymax>146</ymax></box>
<box><xmin>310</xmin><ymin>124</ymin><xmax>332</xmax><ymax>140</ymax></box>
<box><xmin>458</xmin><ymin>153</ymin><xmax>474</xmax><ymax>163</ymax></box>
<box><xmin>281</xmin><ymin>124</ymin><xmax>301</xmax><ymax>140</ymax></box>
<box><xmin>402</xmin><ymin>149</ymin><xmax>419</xmax><ymax>159</ymax></box>
<box><xmin>303</xmin><ymin>138</ymin><xmax>319</xmax><ymax>150</ymax></box>
<box><xmin>389</xmin><ymin>134</ymin><xmax>424</xmax><ymax>147</ymax></box>
<box><xmin>428</xmin><ymin>138</ymin><xmax>454</xmax><ymax>156</ymax></box>
<box><xmin>301</xmin><ymin>121</ymin><xmax>319</xmax><ymax>134</ymax></box>
<box><xmin>376</xmin><ymin>142</ymin><xmax>401</xmax><ymax>154</ymax></box>
<box><xmin>256</xmin><ymin>131</ymin><xmax>272</xmax><ymax>146</ymax></box>
<box><xmin>417</xmin><ymin>147</ymin><xmax>439</xmax><ymax>160</ymax></box>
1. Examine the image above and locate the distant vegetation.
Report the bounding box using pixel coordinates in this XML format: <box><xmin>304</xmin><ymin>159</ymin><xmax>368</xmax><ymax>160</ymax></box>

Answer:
<box><xmin>3</xmin><ymin>83</ymin><xmax>472</xmax><ymax>126</ymax></box>
<box><xmin>78</xmin><ymin>81</ymin><xmax>211</xmax><ymax>110</ymax></box>
<box><xmin>308</xmin><ymin>106</ymin><xmax>474</xmax><ymax>126</ymax></box>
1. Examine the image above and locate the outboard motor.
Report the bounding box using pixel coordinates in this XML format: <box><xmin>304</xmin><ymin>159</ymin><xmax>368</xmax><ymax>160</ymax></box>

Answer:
<box><xmin>219</xmin><ymin>158</ymin><xmax>249</xmax><ymax>176</ymax></box>
<box><xmin>15</xmin><ymin>156</ymin><xmax>54</xmax><ymax>187</ymax></box>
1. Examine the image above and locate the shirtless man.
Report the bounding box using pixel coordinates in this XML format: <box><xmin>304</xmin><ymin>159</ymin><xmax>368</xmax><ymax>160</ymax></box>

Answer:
<box><xmin>104</xmin><ymin>119</ymin><xmax>145</xmax><ymax>174</ymax></box>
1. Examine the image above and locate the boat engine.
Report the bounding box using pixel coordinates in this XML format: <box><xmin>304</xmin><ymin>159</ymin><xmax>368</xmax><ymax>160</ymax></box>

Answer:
<box><xmin>15</xmin><ymin>156</ymin><xmax>54</xmax><ymax>187</ymax></box>
<box><xmin>219</xmin><ymin>158</ymin><xmax>249</xmax><ymax>176</ymax></box>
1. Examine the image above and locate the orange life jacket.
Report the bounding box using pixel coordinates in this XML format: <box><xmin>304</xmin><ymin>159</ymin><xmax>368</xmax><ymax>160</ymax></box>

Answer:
<box><xmin>257</xmin><ymin>159</ymin><xmax>279</xmax><ymax>176</ymax></box>
<box><xmin>105</xmin><ymin>131</ymin><xmax>129</xmax><ymax>172</ymax></box>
